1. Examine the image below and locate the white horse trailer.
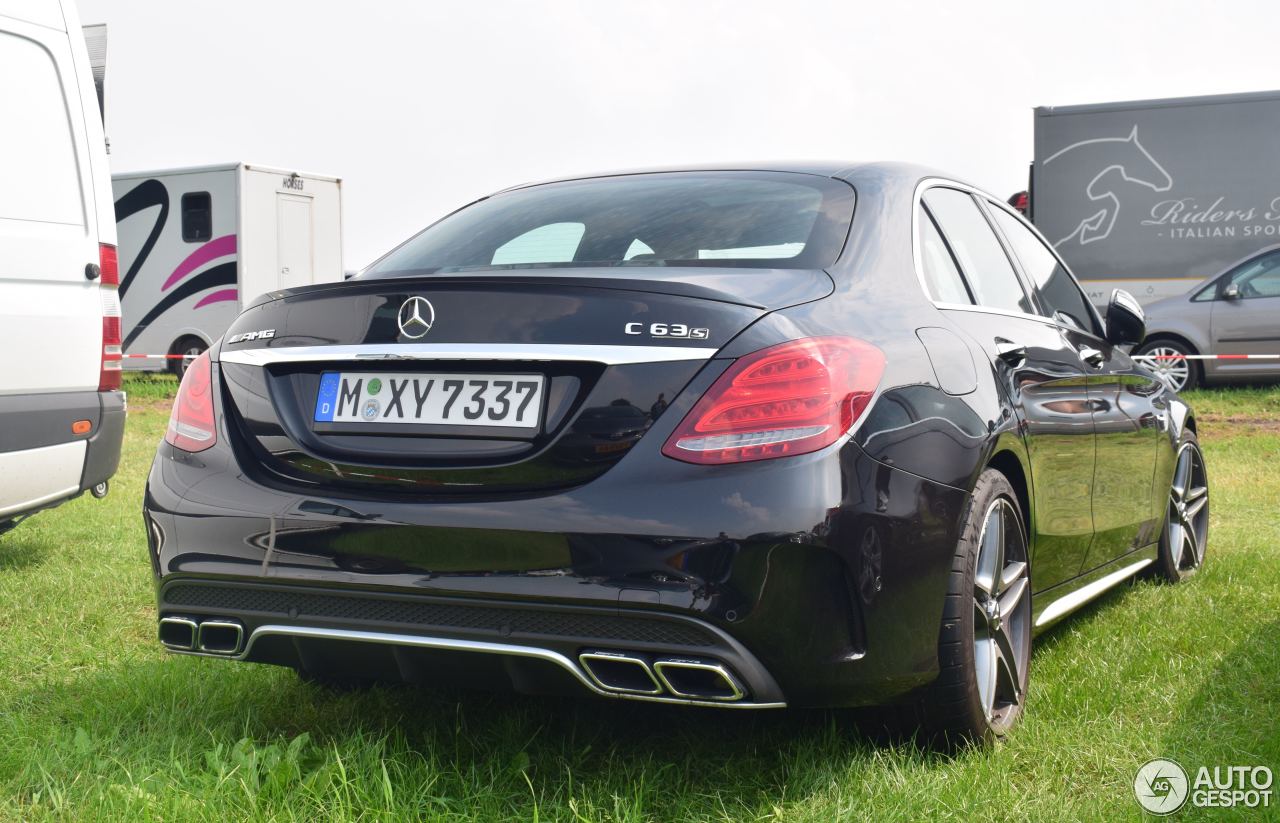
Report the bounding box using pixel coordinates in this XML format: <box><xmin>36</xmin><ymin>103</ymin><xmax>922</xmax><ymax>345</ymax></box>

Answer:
<box><xmin>112</xmin><ymin>163</ymin><xmax>343</xmax><ymax>372</ymax></box>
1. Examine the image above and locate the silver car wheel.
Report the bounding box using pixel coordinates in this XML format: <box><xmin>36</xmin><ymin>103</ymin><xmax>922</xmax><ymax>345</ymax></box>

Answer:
<box><xmin>1144</xmin><ymin>345</ymin><xmax>1192</xmax><ymax>392</ymax></box>
<box><xmin>1166</xmin><ymin>442</ymin><xmax>1209</xmax><ymax>572</ymax></box>
<box><xmin>972</xmin><ymin>498</ymin><xmax>1031</xmax><ymax>732</ymax></box>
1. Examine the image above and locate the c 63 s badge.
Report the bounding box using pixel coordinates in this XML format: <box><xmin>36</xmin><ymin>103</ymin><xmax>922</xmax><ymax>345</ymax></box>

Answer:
<box><xmin>226</xmin><ymin>329</ymin><xmax>275</xmax><ymax>344</ymax></box>
<box><xmin>624</xmin><ymin>322</ymin><xmax>709</xmax><ymax>340</ymax></box>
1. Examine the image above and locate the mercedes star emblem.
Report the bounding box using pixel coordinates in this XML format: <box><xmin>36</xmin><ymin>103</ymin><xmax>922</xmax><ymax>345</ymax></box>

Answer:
<box><xmin>397</xmin><ymin>296</ymin><xmax>435</xmax><ymax>339</ymax></box>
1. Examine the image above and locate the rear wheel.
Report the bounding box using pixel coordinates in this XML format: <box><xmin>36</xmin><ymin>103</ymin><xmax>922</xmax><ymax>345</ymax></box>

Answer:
<box><xmin>1154</xmin><ymin>431</ymin><xmax>1209</xmax><ymax>583</ymax></box>
<box><xmin>170</xmin><ymin>336</ymin><xmax>206</xmax><ymax>378</ymax></box>
<box><xmin>922</xmin><ymin>469</ymin><xmax>1032</xmax><ymax>745</ymax></box>
<box><xmin>1134</xmin><ymin>338</ymin><xmax>1200</xmax><ymax>392</ymax></box>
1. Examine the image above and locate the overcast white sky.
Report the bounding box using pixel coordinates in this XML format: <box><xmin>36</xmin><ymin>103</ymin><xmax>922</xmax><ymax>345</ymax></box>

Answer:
<box><xmin>79</xmin><ymin>0</ymin><xmax>1280</xmax><ymax>270</ymax></box>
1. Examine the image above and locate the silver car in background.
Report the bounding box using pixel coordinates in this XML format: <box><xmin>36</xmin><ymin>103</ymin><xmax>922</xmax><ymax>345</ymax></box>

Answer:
<box><xmin>1136</xmin><ymin>244</ymin><xmax>1280</xmax><ymax>391</ymax></box>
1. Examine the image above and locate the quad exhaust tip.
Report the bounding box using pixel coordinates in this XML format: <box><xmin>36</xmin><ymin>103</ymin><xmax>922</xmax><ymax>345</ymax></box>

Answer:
<box><xmin>578</xmin><ymin>651</ymin><xmax>744</xmax><ymax>702</ymax></box>
<box><xmin>158</xmin><ymin>616</ymin><xmax>198</xmax><ymax>650</ymax></box>
<box><xmin>653</xmin><ymin>659</ymin><xmax>745</xmax><ymax>702</ymax></box>
<box><xmin>197</xmin><ymin>619</ymin><xmax>244</xmax><ymax>655</ymax></box>
<box><xmin>578</xmin><ymin>651</ymin><xmax>663</xmax><ymax>695</ymax></box>
<box><xmin>158</xmin><ymin>615</ymin><xmax>243</xmax><ymax>655</ymax></box>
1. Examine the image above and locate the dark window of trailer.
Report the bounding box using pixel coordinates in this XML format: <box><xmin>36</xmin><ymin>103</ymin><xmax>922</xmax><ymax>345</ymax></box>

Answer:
<box><xmin>181</xmin><ymin>192</ymin><xmax>212</xmax><ymax>242</ymax></box>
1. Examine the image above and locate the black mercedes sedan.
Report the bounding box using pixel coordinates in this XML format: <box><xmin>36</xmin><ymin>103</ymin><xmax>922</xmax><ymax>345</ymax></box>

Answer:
<box><xmin>145</xmin><ymin>162</ymin><xmax>1209</xmax><ymax>743</ymax></box>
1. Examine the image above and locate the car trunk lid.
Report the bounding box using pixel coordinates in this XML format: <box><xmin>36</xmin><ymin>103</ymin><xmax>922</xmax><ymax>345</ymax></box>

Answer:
<box><xmin>216</xmin><ymin>269</ymin><xmax>830</xmax><ymax>496</ymax></box>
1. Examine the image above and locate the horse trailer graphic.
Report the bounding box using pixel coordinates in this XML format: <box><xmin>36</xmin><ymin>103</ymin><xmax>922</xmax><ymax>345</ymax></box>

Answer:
<box><xmin>112</xmin><ymin>163</ymin><xmax>343</xmax><ymax>371</ymax></box>
<box><xmin>1032</xmin><ymin>89</ymin><xmax>1280</xmax><ymax>305</ymax></box>
<box><xmin>1043</xmin><ymin>126</ymin><xmax>1173</xmax><ymax>248</ymax></box>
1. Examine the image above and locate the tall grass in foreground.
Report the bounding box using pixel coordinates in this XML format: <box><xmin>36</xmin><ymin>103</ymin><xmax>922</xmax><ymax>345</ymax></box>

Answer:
<box><xmin>0</xmin><ymin>388</ymin><xmax>1275</xmax><ymax>821</ymax></box>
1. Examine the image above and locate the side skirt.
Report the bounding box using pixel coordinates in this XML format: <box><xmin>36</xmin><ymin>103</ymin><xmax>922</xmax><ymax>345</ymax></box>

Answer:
<box><xmin>1031</xmin><ymin>543</ymin><xmax>1159</xmax><ymax>632</ymax></box>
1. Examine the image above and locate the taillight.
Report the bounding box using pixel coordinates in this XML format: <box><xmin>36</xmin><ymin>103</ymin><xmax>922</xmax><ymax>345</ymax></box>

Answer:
<box><xmin>99</xmin><ymin>243</ymin><xmax>119</xmax><ymax>286</ymax></box>
<box><xmin>661</xmin><ymin>336</ymin><xmax>885</xmax><ymax>465</ymax></box>
<box><xmin>165</xmin><ymin>350</ymin><xmax>217</xmax><ymax>452</ymax></box>
<box><xmin>98</xmin><ymin>243</ymin><xmax>122</xmax><ymax>391</ymax></box>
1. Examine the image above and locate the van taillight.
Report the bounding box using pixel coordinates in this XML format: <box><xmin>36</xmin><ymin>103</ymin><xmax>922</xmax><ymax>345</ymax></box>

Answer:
<box><xmin>661</xmin><ymin>337</ymin><xmax>885</xmax><ymax>465</ymax></box>
<box><xmin>99</xmin><ymin>243</ymin><xmax>119</xmax><ymax>286</ymax></box>
<box><xmin>165</xmin><ymin>350</ymin><xmax>217</xmax><ymax>452</ymax></box>
<box><xmin>98</xmin><ymin>243</ymin><xmax>122</xmax><ymax>391</ymax></box>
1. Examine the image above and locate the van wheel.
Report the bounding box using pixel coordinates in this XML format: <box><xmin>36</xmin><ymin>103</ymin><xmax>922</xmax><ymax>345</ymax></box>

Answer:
<box><xmin>170</xmin><ymin>337</ymin><xmax>206</xmax><ymax>378</ymax></box>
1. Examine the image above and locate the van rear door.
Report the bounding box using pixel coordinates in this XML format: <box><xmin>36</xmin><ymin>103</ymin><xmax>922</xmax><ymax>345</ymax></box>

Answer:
<box><xmin>0</xmin><ymin>13</ymin><xmax>104</xmax><ymax>393</ymax></box>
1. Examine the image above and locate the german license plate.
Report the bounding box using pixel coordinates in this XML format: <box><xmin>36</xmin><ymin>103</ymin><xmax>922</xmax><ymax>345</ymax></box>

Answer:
<box><xmin>313</xmin><ymin>371</ymin><xmax>544</xmax><ymax>428</ymax></box>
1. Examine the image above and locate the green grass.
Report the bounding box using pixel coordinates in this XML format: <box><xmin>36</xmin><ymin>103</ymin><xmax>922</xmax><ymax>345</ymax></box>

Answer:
<box><xmin>1181</xmin><ymin>385</ymin><xmax>1280</xmax><ymax>420</ymax></box>
<box><xmin>0</xmin><ymin>383</ymin><xmax>1277</xmax><ymax>821</ymax></box>
<box><xmin>120</xmin><ymin>372</ymin><xmax>179</xmax><ymax>403</ymax></box>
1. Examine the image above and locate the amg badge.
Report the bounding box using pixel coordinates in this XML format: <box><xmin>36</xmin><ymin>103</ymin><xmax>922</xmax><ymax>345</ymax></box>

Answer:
<box><xmin>226</xmin><ymin>329</ymin><xmax>275</xmax><ymax>344</ymax></box>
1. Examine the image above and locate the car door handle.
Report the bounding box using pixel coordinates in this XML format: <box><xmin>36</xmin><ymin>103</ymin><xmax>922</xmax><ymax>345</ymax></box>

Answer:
<box><xmin>994</xmin><ymin>338</ymin><xmax>1027</xmax><ymax>366</ymax></box>
<box><xmin>1078</xmin><ymin>346</ymin><xmax>1105</xmax><ymax>368</ymax></box>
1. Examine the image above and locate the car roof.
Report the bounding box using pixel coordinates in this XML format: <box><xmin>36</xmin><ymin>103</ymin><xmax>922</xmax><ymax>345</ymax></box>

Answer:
<box><xmin>498</xmin><ymin>160</ymin><xmax>963</xmax><ymax>193</ymax></box>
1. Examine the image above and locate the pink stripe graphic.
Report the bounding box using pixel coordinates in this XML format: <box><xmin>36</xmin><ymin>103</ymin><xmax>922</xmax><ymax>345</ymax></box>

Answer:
<box><xmin>193</xmin><ymin>288</ymin><xmax>238</xmax><ymax>309</ymax></box>
<box><xmin>162</xmin><ymin>234</ymin><xmax>237</xmax><ymax>292</ymax></box>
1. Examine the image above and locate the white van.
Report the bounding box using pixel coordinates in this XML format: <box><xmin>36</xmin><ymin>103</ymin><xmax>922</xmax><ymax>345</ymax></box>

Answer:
<box><xmin>0</xmin><ymin>0</ymin><xmax>125</xmax><ymax>533</ymax></box>
<box><xmin>112</xmin><ymin>164</ymin><xmax>344</xmax><ymax>374</ymax></box>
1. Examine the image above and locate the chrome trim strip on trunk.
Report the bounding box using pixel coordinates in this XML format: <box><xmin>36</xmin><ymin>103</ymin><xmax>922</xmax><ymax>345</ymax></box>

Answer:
<box><xmin>192</xmin><ymin>624</ymin><xmax>786</xmax><ymax>709</ymax></box>
<box><xmin>1033</xmin><ymin>558</ymin><xmax>1153</xmax><ymax>628</ymax></box>
<box><xmin>218</xmin><ymin>343</ymin><xmax>721</xmax><ymax>367</ymax></box>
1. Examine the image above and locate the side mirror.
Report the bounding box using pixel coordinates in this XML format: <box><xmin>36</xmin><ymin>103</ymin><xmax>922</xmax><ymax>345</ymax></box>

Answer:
<box><xmin>1105</xmin><ymin>289</ymin><xmax>1145</xmax><ymax>347</ymax></box>
<box><xmin>1222</xmin><ymin>283</ymin><xmax>1241</xmax><ymax>300</ymax></box>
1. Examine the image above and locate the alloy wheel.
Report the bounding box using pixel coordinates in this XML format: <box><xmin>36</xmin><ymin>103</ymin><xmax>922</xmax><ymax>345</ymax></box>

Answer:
<box><xmin>1142</xmin><ymin>345</ymin><xmax>1192</xmax><ymax>392</ymax></box>
<box><xmin>972</xmin><ymin>498</ymin><xmax>1031</xmax><ymax>732</ymax></box>
<box><xmin>1166</xmin><ymin>443</ymin><xmax>1209</xmax><ymax>572</ymax></box>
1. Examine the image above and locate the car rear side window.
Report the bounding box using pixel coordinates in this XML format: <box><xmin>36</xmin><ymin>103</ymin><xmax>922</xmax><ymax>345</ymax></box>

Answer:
<box><xmin>0</xmin><ymin>32</ymin><xmax>83</xmax><ymax>226</ymax></box>
<box><xmin>364</xmin><ymin>172</ymin><xmax>856</xmax><ymax>276</ymax></box>
<box><xmin>923</xmin><ymin>188</ymin><xmax>1032</xmax><ymax>315</ymax></box>
<box><xmin>988</xmin><ymin>206</ymin><xmax>1102</xmax><ymax>336</ymax></box>
<box><xmin>918</xmin><ymin>205</ymin><xmax>972</xmax><ymax>304</ymax></box>
<box><xmin>181</xmin><ymin>192</ymin><xmax>213</xmax><ymax>242</ymax></box>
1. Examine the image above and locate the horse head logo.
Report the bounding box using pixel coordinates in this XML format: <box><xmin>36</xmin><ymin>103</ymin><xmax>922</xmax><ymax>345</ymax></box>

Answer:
<box><xmin>1045</xmin><ymin>125</ymin><xmax>1173</xmax><ymax>247</ymax></box>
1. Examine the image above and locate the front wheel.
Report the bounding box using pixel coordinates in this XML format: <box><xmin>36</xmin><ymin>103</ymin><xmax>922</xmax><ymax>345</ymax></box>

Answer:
<box><xmin>1154</xmin><ymin>430</ymin><xmax>1209</xmax><ymax>583</ymax></box>
<box><xmin>922</xmin><ymin>468</ymin><xmax>1032</xmax><ymax>745</ymax></box>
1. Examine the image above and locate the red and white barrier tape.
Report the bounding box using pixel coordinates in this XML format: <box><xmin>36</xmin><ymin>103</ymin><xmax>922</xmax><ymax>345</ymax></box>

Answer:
<box><xmin>119</xmin><ymin>354</ymin><xmax>198</xmax><ymax>360</ymax></box>
<box><xmin>1134</xmin><ymin>354</ymin><xmax>1280</xmax><ymax>361</ymax></box>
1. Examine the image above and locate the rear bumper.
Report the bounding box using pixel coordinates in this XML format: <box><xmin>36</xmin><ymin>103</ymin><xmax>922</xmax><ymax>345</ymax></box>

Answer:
<box><xmin>0</xmin><ymin>390</ymin><xmax>125</xmax><ymax>520</ymax></box>
<box><xmin>155</xmin><ymin>579</ymin><xmax>787</xmax><ymax>708</ymax></box>
<box><xmin>144</xmin><ymin>436</ymin><xmax>969</xmax><ymax>708</ymax></box>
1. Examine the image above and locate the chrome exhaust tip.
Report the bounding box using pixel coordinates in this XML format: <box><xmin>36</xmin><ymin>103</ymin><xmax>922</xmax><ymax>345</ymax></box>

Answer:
<box><xmin>578</xmin><ymin>651</ymin><xmax>663</xmax><ymax>695</ymax></box>
<box><xmin>158</xmin><ymin>616</ymin><xmax>198</xmax><ymax>651</ymax></box>
<box><xmin>196</xmin><ymin>619</ymin><xmax>244</xmax><ymax>655</ymax></box>
<box><xmin>653</xmin><ymin>658</ymin><xmax>745</xmax><ymax>702</ymax></box>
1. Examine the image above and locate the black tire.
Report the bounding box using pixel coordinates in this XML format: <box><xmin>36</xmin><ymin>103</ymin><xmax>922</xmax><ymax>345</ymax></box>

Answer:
<box><xmin>920</xmin><ymin>468</ymin><xmax>1033</xmax><ymax>746</ymax></box>
<box><xmin>1134</xmin><ymin>337</ymin><xmax>1201</xmax><ymax>392</ymax></box>
<box><xmin>170</xmin><ymin>336</ymin><xmax>207</xmax><ymax>378</ymax></box>
<box><xmin>1153</xmin><ymin>429</ymin><xmax>1209</xmax><ymax>583</ymax></box>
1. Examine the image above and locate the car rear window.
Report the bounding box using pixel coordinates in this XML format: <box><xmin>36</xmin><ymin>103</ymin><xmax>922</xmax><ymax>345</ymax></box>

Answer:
<box><xmin>364</xmin><ymin>172</ymin><xmax>855</xmax><ymax>276</ymax></box>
